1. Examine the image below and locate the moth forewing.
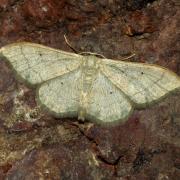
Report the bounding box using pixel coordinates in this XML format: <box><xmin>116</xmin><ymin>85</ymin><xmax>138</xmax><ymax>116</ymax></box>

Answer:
<box><xmin>0</xmin><ymin>42</ymin><xmax>83</xmax><ymax>85</ymax></box>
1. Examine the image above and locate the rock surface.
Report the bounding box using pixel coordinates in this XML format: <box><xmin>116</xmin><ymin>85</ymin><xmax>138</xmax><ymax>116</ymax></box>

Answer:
<box><xmin>0</xmin><ymin>0</ymin><xmax>179</xmax><ymax>179</ymax></box>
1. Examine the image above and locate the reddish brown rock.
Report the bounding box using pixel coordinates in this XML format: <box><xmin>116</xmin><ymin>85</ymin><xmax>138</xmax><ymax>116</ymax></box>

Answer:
<box><xmin>84</xmin><ymin>116</ymin><xmax>145</xmax><ymax>164</ymax></box>
<box><xmin>0</xmin><ymin>0</ymin><xmax>179</xmax><ymax>179</ymax></box>
<box><xmin>124</xmin><ymin>10</ymin><xmax>157</xmax><ymax>36</ymax></box>
<box><xmin>7</xmin><ymin>121</ymin><xmax>34</xmax><ymax>133</ymax></box>
<box><xmin>0</xmin><ymin>0</ymin><xmax>9</xmax><ymax>10</ymax></box>
<box><xmin>0</xmin><ymin>61</ymin><xmax>15</xmax><ymax>92</ymax></box>
<box><xmin>23</xmin><ymin>0</ymin><xmax>65</xmax><ymax>27</ymax></box>
<box><xmin>6</xmin><ymin>138</ymin><xmax>115</xmax><ymax>179</ymax></box>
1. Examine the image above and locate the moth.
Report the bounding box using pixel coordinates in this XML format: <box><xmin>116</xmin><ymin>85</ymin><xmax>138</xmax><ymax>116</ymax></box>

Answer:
<box><xmin>0</xmin><ymin>42</ymin><xmax>180</xmax><ymax>125</ymax></box>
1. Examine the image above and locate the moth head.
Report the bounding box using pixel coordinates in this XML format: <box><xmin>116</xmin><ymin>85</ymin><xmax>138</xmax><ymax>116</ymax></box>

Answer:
<box><xmin>81</xmin><ymin>55</ymin><xmax>99</xmax><ymax>68</ymax></box>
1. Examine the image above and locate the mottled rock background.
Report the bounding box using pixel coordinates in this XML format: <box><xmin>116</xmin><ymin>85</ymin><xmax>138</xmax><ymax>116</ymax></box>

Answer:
<box><xmin>0</xmin><ymin>0</ymin><xmax>179</xmax><ymax>179</ymax></box>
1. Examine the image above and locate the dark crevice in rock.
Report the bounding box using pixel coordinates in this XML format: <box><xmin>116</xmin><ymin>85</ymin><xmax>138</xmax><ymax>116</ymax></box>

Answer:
<box><xmin>132</xmin><ymin>148</ymin><xmax>167</xmax><ymax>173</ymax></box>
<box><xmin>127</xmin><ymin>31</ymin><xmax>148</xmax><ymax>37</ymax></box>
<box><xmin>97</xmin><ymin>154</ymin><xmax>123</xmax><ymax>176</ymax></box>
<box><xmin>96</xmin><ymin>154</ymin><xmax>122</xmax><ymax>166</ymax></box>
<box><xmin>133</xmin><ymin>149</ymin><xmax>152</xmax><ymax>172</ymax></box>
<box><xmin>9</xmin><ymin>0</ymin><xmax>23</xmax><ymax>7</ymax></box>
<box><xmin>123</xmin><ymin>0</ymin><xmax>156</xmax><ymax>11</ymax></box>
<box><xmin>0</xmin><ymin>0</ymin><xmax>23</xmax><ymax>13</ymax></box>
<box><xmin>71</xmin><ymin>123</ymin><xmax>123</xmax><ymax>176</ymax></box>
<box><xmin>71</xmin><ymin>123</ymin><xmax>99</xmax><ymax>146</ymax></box>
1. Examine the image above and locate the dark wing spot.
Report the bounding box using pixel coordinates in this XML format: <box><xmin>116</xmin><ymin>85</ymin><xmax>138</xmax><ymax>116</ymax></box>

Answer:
<box><xmin>141</xmin><ymin>72</ymin><xmax>144</xmax><ymax>75</ymax></box>
<box><xmin>61</xmin><ymin>82</ymin><xmax>63</xmax><ymax>85</ymax></box>
<box><xmin>110</xmin><ymin>91</ymin><xmax>113</xmax><ymax>94</ymax></box>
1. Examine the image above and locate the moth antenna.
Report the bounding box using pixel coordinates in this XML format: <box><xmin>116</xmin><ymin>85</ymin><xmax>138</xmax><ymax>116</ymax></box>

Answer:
<box><xmin>120</xmin><ymin>53</ymin><xmax>136</xmax><ymax>61</ymax></box>
<box><xmin>79</xmin><ymin>52</ymin><xmax>106</xmax><ymax>59</ymax></box>
<box><xmin>64</xmin><ymin>34</ymin><xmax>79</xmax><ymax>54</ymax></box>
<box><xmin>64</xmin><ymin>35</ymin><xmax>107</xmax><ymax>58</ymax></box>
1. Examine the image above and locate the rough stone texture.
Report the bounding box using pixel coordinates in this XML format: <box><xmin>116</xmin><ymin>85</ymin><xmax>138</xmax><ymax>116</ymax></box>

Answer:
<box><xmin>0</xmin><ymin>0</ymin><xmax>179</xmax><ymax>179</ymax></box>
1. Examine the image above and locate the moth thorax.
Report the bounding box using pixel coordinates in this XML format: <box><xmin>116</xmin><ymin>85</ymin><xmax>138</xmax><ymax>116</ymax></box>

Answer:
<box><xmin>83</xmin><ymin>55</ymin><xmax>99</xmax><ymax>69</ymax></box>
